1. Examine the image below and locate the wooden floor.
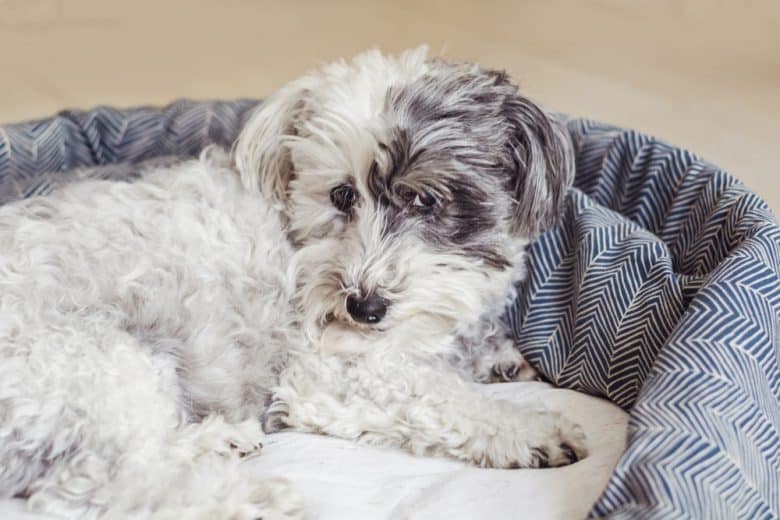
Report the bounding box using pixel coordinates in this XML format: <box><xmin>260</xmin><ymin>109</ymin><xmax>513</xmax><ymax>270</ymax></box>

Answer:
<box><xmin>1</xmin><ymin>0</ymin><xmax>777</xmax><ymax>211</ymax></box>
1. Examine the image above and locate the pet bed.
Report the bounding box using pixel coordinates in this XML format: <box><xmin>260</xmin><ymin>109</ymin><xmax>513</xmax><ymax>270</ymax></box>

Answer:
<box><xmin>0</xmin><ymin>100</ymin><xmax>777</xmax><ymax>519</ymax></box>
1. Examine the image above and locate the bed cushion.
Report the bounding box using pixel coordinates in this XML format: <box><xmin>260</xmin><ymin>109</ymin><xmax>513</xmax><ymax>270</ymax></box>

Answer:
<box><xmin>1</xmin><ymin>100</ymin><xmax>778</xmax><ymax>519</ymax></box>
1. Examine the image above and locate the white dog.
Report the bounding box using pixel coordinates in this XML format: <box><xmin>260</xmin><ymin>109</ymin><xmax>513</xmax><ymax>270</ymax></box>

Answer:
<box><xmin>0</xmin><ymin>48</ymin><xmax>586</xmax><ymax>519</ymax></box>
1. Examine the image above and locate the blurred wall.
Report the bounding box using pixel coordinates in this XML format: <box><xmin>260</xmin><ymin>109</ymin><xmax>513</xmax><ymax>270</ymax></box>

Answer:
<box><xmin>1</xmin><ymin>0</ymin><xmax>777</xmax><ymax>210</ymax></box>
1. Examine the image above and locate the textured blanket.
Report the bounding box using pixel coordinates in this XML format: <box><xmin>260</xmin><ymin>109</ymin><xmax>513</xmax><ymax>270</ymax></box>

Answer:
<box><xmin>1</xmin><ymin>100</ymin><xmax>777</xmax><ymax>519</ymax></box>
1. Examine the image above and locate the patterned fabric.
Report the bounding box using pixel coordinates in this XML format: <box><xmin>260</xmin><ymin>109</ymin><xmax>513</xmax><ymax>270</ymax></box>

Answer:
<box><xmin>1</xmin><ymin>101</ymin><xmax>778</xmax><ymax>519</ymax></box>
<box><xmin>510</xmin><ymin>120</ymin><xmax>780</xmax><ymax>518</ymax></box>
<box><xmin>0</xmin><ymin>99</ymin><xmax>257</xmax><ymax>203</ymax></box>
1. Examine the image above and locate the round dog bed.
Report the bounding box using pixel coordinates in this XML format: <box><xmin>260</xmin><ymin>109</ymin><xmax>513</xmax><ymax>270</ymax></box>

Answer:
<box><xmin>1</xmin><ymin>100</ymin><xmax>777</xmax><ymax>519</ymax></box>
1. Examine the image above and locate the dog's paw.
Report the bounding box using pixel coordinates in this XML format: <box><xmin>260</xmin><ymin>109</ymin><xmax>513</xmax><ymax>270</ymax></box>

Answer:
<box><xmin>474</xmin><ymin>408</ymin><xmax>587</xmax><ymax>469</ymax></box>
<box><xmin>187</xmin><ymin>416</ymin><xmax>265</xmax><ymax>460</ymax></box>
<box><xmin>513</xmin><ymin>413</ymin><xmax>587</xmax><ymax>469</ymax></box>
<box><xmin>525</xmin><ymin>436</ymin><xmax>587</xmax><ymax>468</ymax></box>
<box><xmin>489</xmin><ymin>356</ymin><xmax>539</xmax><ymax>383</ymax></box>
<box><xmin>486</xmin><ymin>345</ymin><xmax>539</xmax><ymax>383</ymax></box>
<box><xmin>226</xmin><ymin>418</ymin><xmax>266</xmax><ymax>459</ymax></box>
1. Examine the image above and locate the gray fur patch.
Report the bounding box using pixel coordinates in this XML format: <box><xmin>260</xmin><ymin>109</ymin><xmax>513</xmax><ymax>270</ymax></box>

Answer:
<box><xmin>364</xmin><ymin>59</ymin><xmax>574</xmax><ymax>266</ymax></box>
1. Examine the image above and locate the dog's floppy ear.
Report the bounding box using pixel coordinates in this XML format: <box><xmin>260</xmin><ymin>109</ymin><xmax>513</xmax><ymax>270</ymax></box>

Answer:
<box><xmin>503</xmin><ymin>92</ymin><xmax>575</xmax><ymax>238</ymax></box>
<box><xmin>234</xmin><ymin>81</ymin><xmax>311</xmax><ymax>203</ymax></box>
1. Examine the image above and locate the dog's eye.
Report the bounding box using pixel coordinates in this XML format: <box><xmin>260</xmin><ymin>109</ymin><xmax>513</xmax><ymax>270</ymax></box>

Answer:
<box><xmin>330</xmin><ymin>184</ymin><xmax>357</xmax><ymax>213</ymax></box>
<box><xmin>412</xmin><ymin>191</ymin><xmax>436</xmax><ymax>209</ymax></box>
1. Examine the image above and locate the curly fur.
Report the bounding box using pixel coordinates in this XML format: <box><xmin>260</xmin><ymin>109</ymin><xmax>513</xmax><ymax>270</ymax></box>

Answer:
<box><xmin>0</xmin><ymin>48</ymin><xmax>584</xmax><ymax>519</ymax></box>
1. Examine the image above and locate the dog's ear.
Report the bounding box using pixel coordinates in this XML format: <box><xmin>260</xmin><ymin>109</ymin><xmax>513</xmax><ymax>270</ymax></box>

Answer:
<box><xmin>234</xmin><ymin>80</ymin><xmax>311</xmax><ymax>203</ymax></box>
<box><xmin>502</xmin><ymin>91</ymin><xmax>575</xmax><ymax>238</ymax></box>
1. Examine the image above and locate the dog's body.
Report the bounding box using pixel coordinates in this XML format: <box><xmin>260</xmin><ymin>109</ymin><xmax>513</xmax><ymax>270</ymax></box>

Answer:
<box><xmin>0</xmin><ymin>49</ymin><xmax>585</xmax><ymax>519</ymax></box>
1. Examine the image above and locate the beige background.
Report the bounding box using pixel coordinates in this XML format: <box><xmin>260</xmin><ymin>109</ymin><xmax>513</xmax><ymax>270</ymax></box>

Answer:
<box><xmin>1</xmin><ymin>0</ymin><xmax>778</xmax><ymax>212</ymax></box>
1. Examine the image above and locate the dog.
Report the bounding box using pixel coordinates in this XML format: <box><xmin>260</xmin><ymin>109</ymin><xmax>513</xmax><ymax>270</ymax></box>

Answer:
<box><xmin>0</xmin><ymin>48</ymin><xmax>586</xmax><ymax>519</ymax></box>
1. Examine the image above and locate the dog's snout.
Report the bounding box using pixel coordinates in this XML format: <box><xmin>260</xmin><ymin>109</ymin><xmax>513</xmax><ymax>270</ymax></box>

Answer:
<box><xmin>346</xmin><ymin>294</ymin><xmax>389</xmax><ymax>324</ymax></box>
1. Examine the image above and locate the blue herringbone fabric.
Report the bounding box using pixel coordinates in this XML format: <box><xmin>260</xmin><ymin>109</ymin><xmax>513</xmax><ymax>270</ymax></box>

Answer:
<box><xmin>0</xmin><ymin>99</ymin><xmax>258</xmax><ymax>202</ymax></box>
<box><xmin>509</xmin><ymin>120</ymin><xmax>779</xmax><ymax>519</ymax></box>
<box><xmin>1</xmin><ymin>102</ymin><xmax>778</xmax><ymax>519</ymax></box>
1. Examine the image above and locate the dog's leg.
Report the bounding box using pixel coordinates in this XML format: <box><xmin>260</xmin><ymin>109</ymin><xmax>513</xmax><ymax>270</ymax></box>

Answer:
<box><xmin>0</xmin><ymin>319</ymin><xmax>302</xmax><ymax>519</ymax></box>
<box><xmin>271</xmin><ymin>357</ymin><xmax>586</xmax><ymax>469</ymax></box>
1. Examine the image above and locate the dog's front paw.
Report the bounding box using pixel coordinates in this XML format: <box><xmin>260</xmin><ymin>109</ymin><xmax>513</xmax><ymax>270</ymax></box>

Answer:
<box><xmin>489</xmin><ymin>355</ymin><xmax>539</xmax><ymax>383</ymax></box>
<box><xmin>517</xmin><ymin>412</ymin><xmax>586</xmax><ymax>469</ymax></box>
<box><xmin>485</xmin><ymin>343</ymin><xmax>539</xmax><ymax>383</ymax></box>
<box><xmin>477</xmin><ymin>408</ymin><xmax>587</xmax><ymax>469</ymax></box>
<box><xmin>187</xmin><ymin>416</ymin><xmax>265</xmax><ymax>460</ymax></box>
<box><xmin>226</xmin><ymin>418</ymin><xmax>266</xmax><ymax>459</ymax></box>
<box><xmin>525</xmin><ymin>435</ymin><xmax>587</xmax><ymax>469</ymax></box>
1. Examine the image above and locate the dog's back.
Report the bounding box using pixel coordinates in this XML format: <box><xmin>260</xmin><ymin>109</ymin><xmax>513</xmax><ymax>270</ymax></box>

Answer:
<box><xmin>0</xmin><ymin>149</ymin><xmax>299</xmax><ymax>511</ymax></box>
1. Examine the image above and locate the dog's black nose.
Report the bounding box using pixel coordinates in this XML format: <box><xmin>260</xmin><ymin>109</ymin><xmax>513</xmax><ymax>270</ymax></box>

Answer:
<box><xmin>346</xmin><ymin>294</ymin><xmax>389</xmax><ymax>324</ymax></box>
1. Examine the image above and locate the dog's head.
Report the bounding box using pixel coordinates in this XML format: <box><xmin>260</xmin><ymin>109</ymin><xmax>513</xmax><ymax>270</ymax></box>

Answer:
<box><xmin>235</xmin><ymin>48</ymin><xmax>573</xmax><ymax>357</ymax></box>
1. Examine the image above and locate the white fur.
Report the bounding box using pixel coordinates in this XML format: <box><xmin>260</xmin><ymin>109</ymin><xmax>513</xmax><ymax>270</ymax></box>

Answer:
<box><xmin>0</xmin><ymin>49</ymin><xmax>585</xmax><ymax>519</ymax></box>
